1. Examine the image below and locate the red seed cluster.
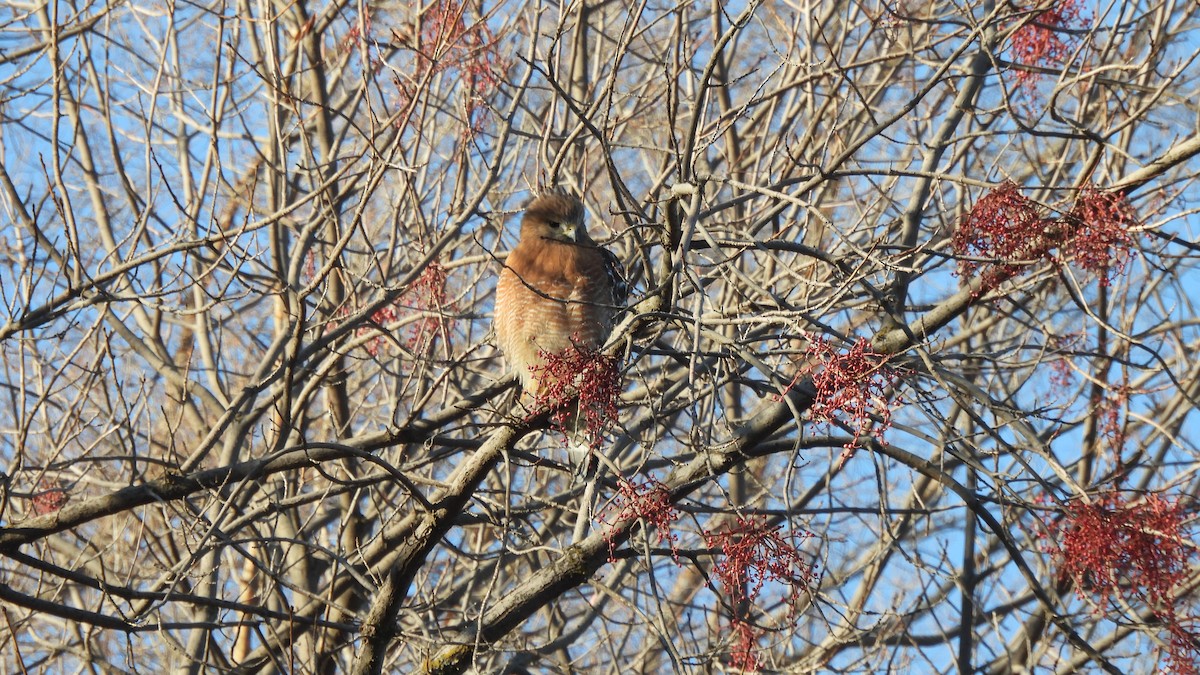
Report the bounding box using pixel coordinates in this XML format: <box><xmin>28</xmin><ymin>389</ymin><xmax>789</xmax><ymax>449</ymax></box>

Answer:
<box><xmin>1008</xmin><ymin>0</ymin><xmax>1086</xmax><ymax>88</ymax></box>
<box><xmin>528</xmin><ymin>341</ymin><xmax>622</xmax><ymax>450</ymax></box>
<box><xmin>1050</xmin><ymin>492</ymin><xmax>1197</xmax><ymax>669</ymax></box>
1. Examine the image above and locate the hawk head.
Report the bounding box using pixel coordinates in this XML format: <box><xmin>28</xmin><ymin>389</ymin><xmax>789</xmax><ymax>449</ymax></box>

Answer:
<box><xmin>521</xmin><ymin>190</ymin><xmax>588</xmax><ymax>244</ymax></box>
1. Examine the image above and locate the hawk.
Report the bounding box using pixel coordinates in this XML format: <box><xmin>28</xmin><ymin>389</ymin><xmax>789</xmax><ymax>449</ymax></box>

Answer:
<box><xmin>494</xmin><ymin>190</ymin><xmax>628</xmax><ymax>456</ymax></box>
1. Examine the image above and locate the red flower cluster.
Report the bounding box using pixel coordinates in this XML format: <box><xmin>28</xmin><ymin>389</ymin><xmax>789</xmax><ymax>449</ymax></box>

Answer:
<box><xmin>952</xmin><ymin>181</ymin><xmax>1045</xmax><ymax>280</ymax></box>
<box><xmin>1063</xmin><ymin>187</ymin><xmax>1139</xmax><ymax>286</ymax></box>
<box><xmin>783</xmin><ymin>334</ymin><xmax>902</xmax><ymax>463</ymax></box>
<box><xmin>1056</xmin><ymin>492</ymin><xmax>1190</xmax><ymax>611</ymax></box>
<box><xmin>598</xmin><ymin>477</ymin><xmax>680</xmax><ymax>562</ymax></box>
<box><xmin>529</xmin><ymin>341</ymin><xmax>622</xmax><ymax>450</ymax></box>
<box><xmin>32</xmin><ymin>485</ymin><xmax>69</xmax><ymax>515</ymax></box>
<box><xmin>1008</xmin><ymin>0</ymin><xmax>1086</xmax><ymax>88</ymax></box>
<box><xmin>353</xmin><ymin>261</ymin><xmax>455</xmax><ymax>357</ymax></box>
<box><xmin>704</xmin><ymin>516</ymin><xmax>816</xmax><ymax>670</ymax></box>
<box><xmin>1050</xmin><ymin>492</ymin><xmax>1197</xmax><ymax>670</ymax></box>
<box><xmin>704</xmin><ymin>516</ymin><xmax>816</xmax><ymax>613</ymax></box>
<box><xmin>1165</xmin><ymin>621</ymin><xmax>1200</xmax><ymax>675</ymax></box>
<box><xmin>404</xmin><ymin>261</ymin><xmax>455</xmax><ymax>354</ymax></box>
<box><xmin>1095</xmin><ymin>383</ymin><xmax>1131</xmax><ymax>454</ymax></box>
<box><xmin>953</xmin><ymin>183</ymin><xmax>1139</xmax><ymax>289</ymax></box>
<box><xmin>728</xmin><ymin>618</ymin><xmax>761</xmax><ymax>672</ymax></box>
<box><xmin>340</xmin><ymin>8</ymin><xmax>373</xmax><ymax>55</ymax></box>
<box><xmin>359</xmin><ymin>303</ymin><xmax>399</xmax><ymax>357</ymax></box>
<box><xmin>401</xmin><ymin>1</ymin><xmax>503</xmax><ymax>134</ymax></box>
<box><xmin>1047</xmin><ymin>331</ymin><xmax>1082</xmax><ymax>392</ymax></box>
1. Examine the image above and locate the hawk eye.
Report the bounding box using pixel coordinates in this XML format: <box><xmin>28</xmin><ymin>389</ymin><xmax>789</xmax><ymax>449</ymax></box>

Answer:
<box><xmin>548</xmin><ymin>221</ymin><xmax>560</xmax><ymax>228</ymax></box>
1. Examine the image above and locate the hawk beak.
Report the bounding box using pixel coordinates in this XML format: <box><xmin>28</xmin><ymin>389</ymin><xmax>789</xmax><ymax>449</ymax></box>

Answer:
<box><xmin>562</xmin><ymin>222</ymin><xmax>578</xmax><ymax>241</ymax></box>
